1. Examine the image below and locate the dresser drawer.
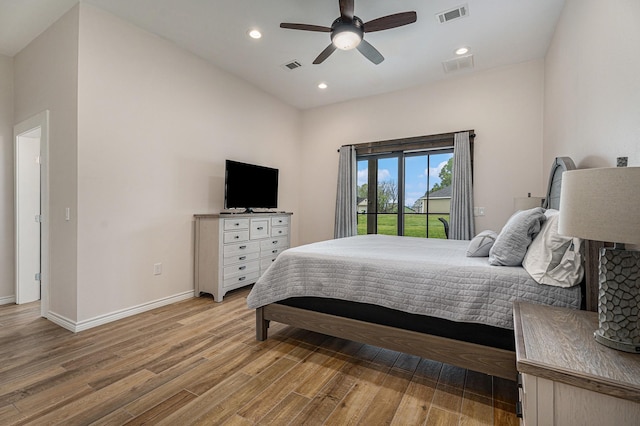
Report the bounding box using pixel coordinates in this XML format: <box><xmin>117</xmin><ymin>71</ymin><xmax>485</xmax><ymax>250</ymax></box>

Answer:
<box><xmin>223</xmin><ymin>230</ymin><xmax>249</xmax><ymax>243</ymax></box>
<box><xmin>223</xmin><ymin>218</ymin><xmax>249</xmax><ymax>230</ymax></box>
<box><xmin>261</xmin><ymin>246</ymin><xmax>286</xmax><ymax>258</ymax></box>
<box><xmin>271</xmin><ymin>216</ymin><xmax>289</xmax><ymax>227</ymax></box>
<box><xmin>223</xmin><ymin>251</ymin><xmax>260</xmax><ymax>266</ymax></box>
<box><xmin>223</xmin><ymin>241</ymin><xmax>260</xmax><ymax>257</ymax></box>
<box><xmin>250</xmin><ymin>219</ymin><xmax>270</xmax><ymax>239</ymax></box>
<box><xmin>260</xmin><ymin>236</ymin><xmax>288</xmax><ymax>251</ymax></box>
<box><xmin>223</xmin><ymin>260</ymin><xmax>260</xmax><ymax>278</ymax></box>
<box><xmin>271</xmin><ymin>226</ymin><xmax>288</xmax><ymax>237</ymax></box>
<box><xmin>260</xmin><ymin>256</ymin><xmax>278</xmax><ymax>272</ymax></box>
<box><xmin>223</xmin><ymin>271</ymin><xmax>260</xmax><ymax>289</ymax></box>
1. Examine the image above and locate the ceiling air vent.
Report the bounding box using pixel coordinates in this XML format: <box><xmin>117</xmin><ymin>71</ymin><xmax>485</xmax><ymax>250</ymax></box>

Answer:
<box><xmin>281</xmin><ymin>60</ymin><xmax>302</xmax><ymax>71</ymax></box>
<box><xmin>442</xmin><ymin>54</ymin><xmax>474</xmax><ymax>74</ymax></box>
<box><xmin>436</xmin><ymin>4</ymin><xmax>469</xmax><ymax>24</ymax></box>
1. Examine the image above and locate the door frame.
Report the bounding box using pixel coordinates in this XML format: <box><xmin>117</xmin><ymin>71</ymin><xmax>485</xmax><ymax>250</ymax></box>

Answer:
<box><xmin>14</xmin><ymin>111</ymin><xmax>50</xmax><ymax>317</ymax></box>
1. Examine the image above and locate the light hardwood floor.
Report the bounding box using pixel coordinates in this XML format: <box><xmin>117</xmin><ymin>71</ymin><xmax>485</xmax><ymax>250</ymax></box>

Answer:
<box><xmin>0</xmin><ymin>288</ymin><xmax>519</xmax><ymax>425</ymax></box>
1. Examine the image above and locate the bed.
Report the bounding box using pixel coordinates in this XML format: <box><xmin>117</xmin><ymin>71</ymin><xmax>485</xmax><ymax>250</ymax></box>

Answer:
<box><xmin>247</xmin><ymin>157</ymin><xmax>595</xmax><ymax>380</ymax></box>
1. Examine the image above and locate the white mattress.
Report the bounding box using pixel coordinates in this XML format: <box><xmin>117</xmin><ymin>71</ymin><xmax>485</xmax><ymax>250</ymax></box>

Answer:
<box><xmin>247</xmin><ymin>234</ymin><xmax>581</xmax><ymax>329</ymax></box>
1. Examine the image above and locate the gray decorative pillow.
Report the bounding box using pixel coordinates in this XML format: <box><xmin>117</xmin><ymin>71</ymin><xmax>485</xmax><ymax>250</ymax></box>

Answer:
<box><xmin>466</xmin><ymin>230</ymin><xmax>498</xmax><ymax>257</ymax></box>
<box><xmin>489</xmin><ymin>207</ymin><xmax>546</xmax><ymax>266</ymax></box>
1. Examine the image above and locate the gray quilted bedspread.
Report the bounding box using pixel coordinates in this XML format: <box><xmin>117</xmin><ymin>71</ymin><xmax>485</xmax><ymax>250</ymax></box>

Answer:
<box><xmin>246</xmin><ymin>234</ymin><xmax>581</xmax><ymax>330</ymax></box>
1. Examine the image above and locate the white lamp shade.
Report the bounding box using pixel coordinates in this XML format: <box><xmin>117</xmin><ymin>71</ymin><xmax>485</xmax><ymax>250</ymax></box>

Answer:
<box><xmin>558</xmin><ymin>167</ymin><xmax>640</xmax><ymax>244</ymax></box>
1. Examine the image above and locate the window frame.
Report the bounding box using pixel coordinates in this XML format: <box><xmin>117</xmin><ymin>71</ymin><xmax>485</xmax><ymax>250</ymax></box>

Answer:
<box><xmin>353</xmin><ymin>131</ymin><xmax>474</xmax><ymax>237</ymax></box>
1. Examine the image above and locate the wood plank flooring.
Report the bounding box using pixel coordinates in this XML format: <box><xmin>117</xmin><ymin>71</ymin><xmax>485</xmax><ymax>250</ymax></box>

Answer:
<box><xmin>0</xmin><ymin>288</ymin><xmax>519</xmax><ymax>425</ymax></box>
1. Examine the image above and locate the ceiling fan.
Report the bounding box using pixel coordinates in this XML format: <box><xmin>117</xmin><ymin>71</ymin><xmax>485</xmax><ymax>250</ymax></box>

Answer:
<box><xmin>280</xmin><ymin>0</ymin><xmax>417</xmax><ymax>65</ymax></box>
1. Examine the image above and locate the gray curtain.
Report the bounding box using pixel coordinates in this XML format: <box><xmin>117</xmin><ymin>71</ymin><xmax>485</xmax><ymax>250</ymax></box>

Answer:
<box><xmin>334</xmin><ymin>145</ymin><xmax>357</xmax><ymax>238</ymax></box>
<box><xmin>450</xmin><ymin>132</ymin><xmax>475</xmax><ymax>240</ymax></box>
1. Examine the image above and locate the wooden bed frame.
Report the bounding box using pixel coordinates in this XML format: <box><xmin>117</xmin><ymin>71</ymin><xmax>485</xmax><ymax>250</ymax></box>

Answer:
<box><xmin>254</xmin><ymin>157</ymin><xmax>599</xmax><ymax>381</ymax></box>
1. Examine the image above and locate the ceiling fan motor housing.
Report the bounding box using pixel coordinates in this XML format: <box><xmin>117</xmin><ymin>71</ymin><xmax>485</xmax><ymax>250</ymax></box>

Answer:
<box><xmin>331</xmin><ymin>16</ymin><xmax>364</xmax><ymax>50</ymax></box>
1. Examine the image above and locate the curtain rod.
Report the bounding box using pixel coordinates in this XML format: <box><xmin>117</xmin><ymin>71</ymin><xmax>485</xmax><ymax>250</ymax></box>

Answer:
<box><xmin>336</xmin><ymin>130</ymin><xmax>476</xmax><ymax>152</ymax></box>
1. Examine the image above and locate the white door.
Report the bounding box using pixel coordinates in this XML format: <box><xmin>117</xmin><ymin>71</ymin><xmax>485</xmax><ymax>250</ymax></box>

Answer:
<box><xmin>16</xmin><ymin>129</ymin><xmax>41</xmax><ymax>304</ymax></box>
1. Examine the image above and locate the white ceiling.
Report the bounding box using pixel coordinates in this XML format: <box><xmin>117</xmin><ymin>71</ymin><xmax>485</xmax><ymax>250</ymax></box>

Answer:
<box><xmin>0</xmin><ymin>0</ymin><xmax>565</xmax><ymax>109</ymax></box>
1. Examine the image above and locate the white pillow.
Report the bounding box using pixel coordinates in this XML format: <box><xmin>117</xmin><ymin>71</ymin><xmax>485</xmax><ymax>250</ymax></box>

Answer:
<box><xmin>489</xmin><ymin>207</ymin><xmax>546</xmax><ymax>266</ymax></box>
<box><xmin>522</xmin><ymin>209</ymin><xmax>584</xmax><ymax>287</ymax></box>
<box><xmin>466</xmin><ymin>230</ymin><xmax>498</xmax><ymax>257</ymax></box>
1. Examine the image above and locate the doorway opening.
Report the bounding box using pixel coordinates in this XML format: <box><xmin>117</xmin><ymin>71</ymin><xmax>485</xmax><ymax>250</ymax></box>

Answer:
<box><xmin>14</xmin><ymin>111</ymin><xmax>49</xmax><ymax>318</ymax></box>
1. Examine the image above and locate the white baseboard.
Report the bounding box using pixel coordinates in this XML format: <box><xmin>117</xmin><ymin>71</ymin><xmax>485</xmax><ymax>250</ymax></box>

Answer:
<box><xmin>46</xmin><ymin>311</ymin><xmax>77</xmax><ymax>332</ymax></box>
<box><xmin>0</xmin><ymin>295</ymin><xmax>16</xmax><ymax>305</ymax></box>
<box><xmin>47</xmin><ymin>290</ymin><xmax>196</xmax><ymax>333</ymax></box>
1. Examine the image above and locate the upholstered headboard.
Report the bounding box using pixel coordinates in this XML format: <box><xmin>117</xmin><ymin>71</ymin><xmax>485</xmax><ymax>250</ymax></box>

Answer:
<box><xmin>543</xmin><ymin>157</ymin><xmax>577</xmax><ymax>210</ymax></box>
<box><xmin>542</xmin><ymin>156</ymin><xmax>598</xmax><ymax>312</ymax></box>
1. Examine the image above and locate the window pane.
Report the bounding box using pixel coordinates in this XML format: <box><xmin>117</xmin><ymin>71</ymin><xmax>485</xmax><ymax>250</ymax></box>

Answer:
<box><xmin>429</xmin><ymin>214</ymin><xmax>450</xmax><ymax>239</ymax></box>
<box><xmin>404</xmin><ymin>155</ymin><xmax>429</xmax><ymax>237</ymax></box>
<box><xmin>357</xmin><ymin>160</ymin><xmax>368</xmax><ymax>235</ymax></box>
<box><xmin>427</xmin><ymin>153</ymin><xmax>453</xmax><ymax>239</ymax></box>
<box><xmin>376</xmin><ymin>157</ymin><xmax>398</xmax><ymax>214</ymax></box>
<box><xmin>404</xmin><ymin>213</ymin><xmax>427</xmax><ymax>237</ymax></box>
<box><xmin>377</xmin><ymin>213</ymin><xmax>397</xmax><ymax>235</ymax></box>
<box><xmin>357</xmin><ymin>212</ymin><xmax>367</xmax><ymax>235</ymax></box>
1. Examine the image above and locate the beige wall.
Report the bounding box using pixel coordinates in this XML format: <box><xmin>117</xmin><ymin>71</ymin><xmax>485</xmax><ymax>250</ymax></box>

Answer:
<box><xmin>75</xmin><ymin>5</ymin><xmax>301</xmax><ymax>321</ymax></box>
<box><xmin>299</xmin><ymin>59</ymin><xmax>546</xmax><ymax>244</ymax></box>
<box><xmin>13</xmin><ymin>6</ymin><xmax>79</xmax><ymax>321</ymax></box>
<box><xmin>0</xmin><ymin>54</ymin><xmax>14</xmax><ymax>302</ymax></box>
<box><xmin>544</xmin><ymin>0</ymin><xmax>640</xmax><ymax>168</ymax></box>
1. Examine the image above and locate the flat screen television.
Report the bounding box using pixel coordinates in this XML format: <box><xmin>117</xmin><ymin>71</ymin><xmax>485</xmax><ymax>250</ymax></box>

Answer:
<box><xmin>224</xmin><ymin>160</ymin><xmax>279</xmax><ymax>212</ymax></box>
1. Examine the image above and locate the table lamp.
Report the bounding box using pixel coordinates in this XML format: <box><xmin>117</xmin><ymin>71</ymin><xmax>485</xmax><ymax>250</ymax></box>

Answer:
<box><xmin>558</xmin><ymin>167</ymin><xmax>640</xmax><ymax>353</ymax></box>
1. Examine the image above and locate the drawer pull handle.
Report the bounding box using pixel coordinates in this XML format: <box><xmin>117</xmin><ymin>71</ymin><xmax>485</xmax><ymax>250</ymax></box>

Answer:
<box><xmin>234</xmin><ymin>223</ymin><xmax>240</xmax><ymax>226</ymax></box>
<box><xmin>272</xmin><ymin>241</ymin><xmax>278</xmax><ymax>244</ymax></box>
<box><xmin>239</xmin><ymin>256</ymin><xmax>246</xmax><ymax>260</ymax></box>
<box><xmin>238</xmin><ymin>276</ymin><xmax>246</xmax><ymax>282</ymax></box>
<box><xmin>234</xmin><ymin>236</ymin><xmax>240</xmax><ymax>239</ymax></box>
<box><xmin>272</xmin><ymin>250</ymin><xmax>277</xmax><ymax>254</ymax></box>
<box><xmin>239</xmin><ymin>266</ymin><xmax>246</xmax><ymax>271</ymax></box>
<box><xmin>239</xmin><ymin>245</ymin><xmax>246</xmax><ymax>249</ymax></box>
<box><xmin>257</xmin><ymin>226</ymin><xmax>264</xmax><ymax>230</ymax></box>
<box><xmin>271</xmin><ymin>259</ymin><xmax>275</xmax><ymax>262</ymax></box>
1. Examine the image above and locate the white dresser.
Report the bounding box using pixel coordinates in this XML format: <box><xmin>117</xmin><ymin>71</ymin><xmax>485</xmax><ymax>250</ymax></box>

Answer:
<box><xmin>194</xmin><ymin>212</ymin><xmax>292</xmax><ymax>302</ymax></box>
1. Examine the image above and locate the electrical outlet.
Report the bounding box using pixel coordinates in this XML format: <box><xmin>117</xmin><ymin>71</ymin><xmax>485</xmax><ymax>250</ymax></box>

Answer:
<box><xmin>474</xmin><ymin>207</ymin><xmax>486</xmax><ymax>216</ymax></box>
<box><xmin>153</xmin><ymin>263</ymin><xmax>162</xmax><ymax>275</ymax></box>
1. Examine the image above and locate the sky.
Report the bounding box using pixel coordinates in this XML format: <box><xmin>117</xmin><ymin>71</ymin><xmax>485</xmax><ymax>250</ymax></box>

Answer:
<box><xmin>357</xmin><ymin>152</ymin><xmax>453</xmax><ymax>207</ymax></box>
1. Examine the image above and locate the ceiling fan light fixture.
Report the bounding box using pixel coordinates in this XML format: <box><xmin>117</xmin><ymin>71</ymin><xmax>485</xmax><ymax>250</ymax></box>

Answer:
<box><xmin>455</xmin><ymin>46</ymin><xmax>469</xmax><ymax>55</ymax></box>
<box><xmin>318</xmin><ymin>82</ymin><xmax>328</xmax><ymax>89</ymax></box>
<box><xmin>332</xmin><ymin>28</ymin><xmax>362</xmax><ymax>50</ymax></box>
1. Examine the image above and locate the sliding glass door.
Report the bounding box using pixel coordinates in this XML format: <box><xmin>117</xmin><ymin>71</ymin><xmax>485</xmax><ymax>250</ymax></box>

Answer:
<box><xmin>357</xmin><ymin>150</ymin><xmax>453</xmax><ymax>238</ymax></box>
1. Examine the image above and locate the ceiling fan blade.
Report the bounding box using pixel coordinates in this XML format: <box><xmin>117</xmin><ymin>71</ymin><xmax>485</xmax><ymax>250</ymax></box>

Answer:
<box><xmin>364</xmin><ymin>11</ymin><xmax>417</xmax><ymax>32</ymax></box>
<box><xmin>280</xmin><ymin>23</ymin><xmax>331</xmax><ymax>32</ymax></box>
<box><xmin>313</xmin><ymin>44</ymin><xmax>338</xmax><ymax>64</ymax></box>
<box><xmin>356</xmin><ymin>39</ymin><xmax>384</xmax><ymax>65</ymax></box>
<box><xmin>339</xmin><ymin>0</ymin><xmax>354</xmax><ymax>20</ymax></box>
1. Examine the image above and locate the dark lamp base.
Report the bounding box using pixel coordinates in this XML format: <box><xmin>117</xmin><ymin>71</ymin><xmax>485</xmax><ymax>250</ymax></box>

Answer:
<box><xmin>595</xmin><ymin>247</ymin><xmax>640</xmax><ymax>353</ymax></box>
<box><xmin>594</xmin><ymin>329</ymin><xmax>640</xmax><ymax>353</ymax></box>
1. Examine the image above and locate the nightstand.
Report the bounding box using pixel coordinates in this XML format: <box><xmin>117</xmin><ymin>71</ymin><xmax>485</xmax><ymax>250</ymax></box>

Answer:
<box><xmin>513</xmin><ymin>302</ymin><xmax>640</xmax><ymax>426</ymax></box>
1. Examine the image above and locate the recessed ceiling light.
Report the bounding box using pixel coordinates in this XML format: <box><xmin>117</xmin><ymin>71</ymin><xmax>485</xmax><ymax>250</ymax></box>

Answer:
<box><xmin>248</xmin><ymin>29</ymin><xmax>262</xmax><ymax>39</ymax></box>
<box><xmin>455</xmin><ymin>46</ymin><xmax>469</xmax><ymax>55</ymax></box>
<box><xmin>318</xmin><ymin>82</ymin><xmax>328</xmax><ymax>90</ymax></box>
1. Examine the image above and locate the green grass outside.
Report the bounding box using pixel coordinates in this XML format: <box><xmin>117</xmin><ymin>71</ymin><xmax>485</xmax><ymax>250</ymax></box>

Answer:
<box><xmin>357</xmin><ymin>213</ymin><xmax>450</xmax><ymax>239</ymax></box>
